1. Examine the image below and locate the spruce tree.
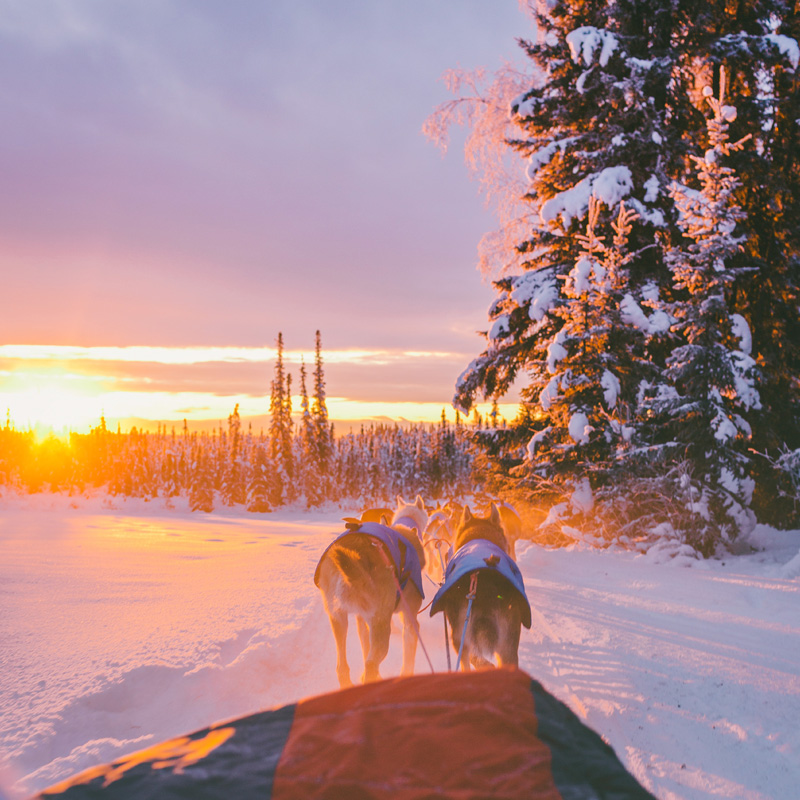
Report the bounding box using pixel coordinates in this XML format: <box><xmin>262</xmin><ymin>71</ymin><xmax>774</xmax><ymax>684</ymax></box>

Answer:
<box><xmin>299</xmin><ymin>360</ymin><xmax>323</xmax><ymax>506</ymax></box>
<box><xmin>656</xmin><ymin>70</ymin><xmax>761</xmax><ymax>553</ymax></box>
<box><xmin>312</xmin><ymin>329</ymin><xmax>333</xmax><ymax>493</ymax></box>
<box><xmin>222</xmin><ymin>404</ymin><xmax>245</xmax><ymax>506</ymax></box>
<box><xmin>189</xmin><ymin>447</ymin><xmax>214</xmax><ymax>513</ymax></box>
<box><xmin>247</xmin><ymin>438</ymin><xmax>272</xmax><ymax>513</ymax></box>
<box><xmin>269</xmin><ymin>333</ymin><xmax>289</xmax><ymax>506</ymax></box>
<box><xmin>430</xmin><ymin>0</ymin><xmax>800</xmax><ymax>536</ymax></box>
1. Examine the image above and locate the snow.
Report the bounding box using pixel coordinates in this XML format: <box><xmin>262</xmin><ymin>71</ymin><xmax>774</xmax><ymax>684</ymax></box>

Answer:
<box><xmin>730</xmin><ymin>313</ymin><xmax>752</xmax><ymax>355</ymax></box>
<box><xmin>643</xmin><ymin>174</ymin><xmax>660</xmax><ymax>203</ymax></box>
<box><xmin>765</xmin><ymin>33</ymin><xmax>800</xmax><ymax>70</ymax></box>
<box><xmin>541</xmin><ymin>166</ymin><xmax>633</xmax><ymax>228</ymax></box>
<box><xmin>568</xmin><ymin>410</ymin><xmax>592</xmax><ymax>444</ymax></box>
<box><xmin>510</xmin><ymin>270</ymin><xmax>558</xmax><ymax>323</ymax></box>
<box><xmin>546</xmin><ymin>330</ymin><xmax>567</xmax><ymax>373</ymax></box>
<box><xmin>539</xmin><ymin>374</ymin><xmax>560</xmax><ymax>410</ymax></box>
<box><xmin>620</xmin><ymin>292</ymin><xmax>671</xmax><ymax>335</ymax></box>
<box><xmin>566</xmin><ymin>27</ymin><xmax>619</xmax><ymax>68</ymax></box>
<box><xmin>489</xmin><ymin>313</ymin><xmax>510</xmax><ymax>341</ymax></box>
<box><xmin>601</xmin><ymin>369</ymin><xmax>620</xmax><ymax>408</ymax></box>
<box><xmin>526</xmin><ymin>137</ymin><xmax>576</xmax><ymax>179</ymax></box>
<box><xmin>1</xmin><ymin>493</ymin><xmax>799</xmax><ymax>800</ymax></box>
<box><xmin>568</xmin><ymin>257</ymin><xmax>594</xmax><ymax>295</ymax></box>
<box><xmin>526</xmin><ymin>426</ymin><xmax>551</xmax><ymax>460</ymax></box>
<box><xmin>569</xmin><ymin>476</ymin><xmax>593</xmax><ymax>514</ymax></box>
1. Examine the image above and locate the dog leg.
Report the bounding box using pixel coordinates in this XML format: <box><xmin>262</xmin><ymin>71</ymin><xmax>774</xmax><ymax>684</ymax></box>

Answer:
<box><xmin>356</xmin><ymin>615</ymin><xmax>370</xmax><ymax>665</ymax></box>
<box><xmin>399</xmin><ymin>607</ymin><xmax>419</xmax><ymax>677</ymax></box>
<box><xmin>362</xmin><ymin>615</ymin><xmax>391</xmax><ymax>684</ymax></box>
<box><xmin>400</xmin><ymin>588</ymin><xmax>422</xmax><ymax>675</ymax></box>
<box><xmin>328</xmin><ymin>610</ymin><xmax>353</xmax><ymax>688</ymax></box>
<box><xmin>496</xmin><ymin>615</ymin><xmax>522</xmax><ymax>668</ymax></box>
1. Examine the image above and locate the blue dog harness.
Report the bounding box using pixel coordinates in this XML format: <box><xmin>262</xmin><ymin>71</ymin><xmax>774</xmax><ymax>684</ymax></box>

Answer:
<box><xmin>429</xmin><ymin>539</ymin><xmax>531</xmax><ymax>628</ymax></box>
<box><xmin>314</xmin><ymin>521</ymin><xmax>425</xmax><ymax>600</ymax></box>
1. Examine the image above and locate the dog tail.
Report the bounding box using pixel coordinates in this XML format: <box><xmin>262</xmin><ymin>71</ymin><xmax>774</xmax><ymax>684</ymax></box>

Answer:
<box><xmin>329</xmin><ymin>543</ymin><xmax>384</xmax><ymax>588</ymax></box>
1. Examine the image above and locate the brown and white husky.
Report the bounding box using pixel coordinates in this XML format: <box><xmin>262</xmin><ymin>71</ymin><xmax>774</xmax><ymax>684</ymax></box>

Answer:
<box><xmin>315</xmin><ymin>495</ymin><xmax>427</xmax><ymax>687</ymax></box>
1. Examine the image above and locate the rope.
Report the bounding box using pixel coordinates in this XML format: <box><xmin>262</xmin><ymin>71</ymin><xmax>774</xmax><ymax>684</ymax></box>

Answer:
<box><xmin>419</xmin><ymin>550</ymin><xmax>451</xmax><ymax>671</ymax></box>
<box><xmin>444</xmin><ymin>614</ymin><xmax>451</xmax><ymax>671</ymax></box>
<box><xmin>422</xmin><ymin>535</ymin><xmax>450</xmax><ymax>582</ymax></box>
<box><xmin>456</xmin><ymin>572</ymin><xmax>479</xmax><ymax>672</ymax></box>
<box><xmin>374</xmin><ymin>542</ymin><xmax>435</xmax><ymax>674</ymax></box>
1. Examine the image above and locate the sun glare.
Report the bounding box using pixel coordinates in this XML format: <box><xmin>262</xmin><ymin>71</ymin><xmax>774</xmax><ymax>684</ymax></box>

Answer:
<box><xmin>0</xmin><ymin>371</ymin><xmax>105</xmax><ymax>437</ymax></box>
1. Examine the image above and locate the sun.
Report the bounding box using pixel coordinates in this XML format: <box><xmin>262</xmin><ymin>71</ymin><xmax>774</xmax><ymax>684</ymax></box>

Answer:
<box><xmin>1</xmin><ymin>370</ymin><xmax>105</xmax><ymax>436</ymax></box>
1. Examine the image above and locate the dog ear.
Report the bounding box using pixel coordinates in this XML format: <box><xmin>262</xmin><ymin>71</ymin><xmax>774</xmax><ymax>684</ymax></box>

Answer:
<box><xmin>396</xmin><ymin>494</ymin><xmax>405</xmax><ymax>507</ymax></box>
<box><xmin>461</xmin><ymin>506</ymin><xmax>472</xmax><ymax>525</ymax></box>
<box><xmin>415</xmin><ymin>494</ymin><xmax>425</xmax><ymax>510</ymax></box>
<box><xmin>489</xmin><ymin>502</ymin><xmax>501</xmax><ymax>526</ymax></box>
<box><xmin>380</xmin><ymin>514</ymin><xmax>390</xmax><ymax>526</ymax></box>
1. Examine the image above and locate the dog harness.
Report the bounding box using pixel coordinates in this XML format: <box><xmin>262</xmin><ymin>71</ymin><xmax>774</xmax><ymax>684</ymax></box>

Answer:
<box><xmin>314</xmin><ymin>522</ymin><xmax>425</xmax><ymax>600</ymax></box>
<box><xmin>429</xmin><ymin>539</ymin><xmax>531</xmax><ymax>628</ymax></box>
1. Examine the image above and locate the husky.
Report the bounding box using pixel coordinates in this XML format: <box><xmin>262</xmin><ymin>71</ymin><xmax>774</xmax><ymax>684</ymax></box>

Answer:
<box><xmin>453</xmin><ymin>503</ymin><xmax>509</xmax><ymax>554</ymax></box>
<box><xmin>430</xmin><ymin>505</ymin><xmax>531</xmax><ymax>671</ymax></box>
<box><xmin>422</xmin><ymin>510</ymin><xmax>455</xmax><ymax>585</ymax></box>
<box><xmin>496</xmin><ymin>501</ymin><xmax>523</xmax><ymax>559</ymax></box>
<box><xmin>315</xmin><ymin>497</ymin><xmax>427</xmax><ymax>688</ymax></box>
<box><xmin>391</xmin><ymin>494</ymin><xmax>429</xmax><ymax>537</ymax></box>
<box><xmin>341</xmin><ymin>506</ymin><xmax>393</xmax><ymax>526</ymax></box>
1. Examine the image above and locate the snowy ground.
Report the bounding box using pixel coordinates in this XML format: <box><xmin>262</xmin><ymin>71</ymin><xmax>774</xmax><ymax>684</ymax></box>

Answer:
<box><xmin>1</xmin><ymin>493</ymin><xmax>798</xmax><ymax>800</ymax></box>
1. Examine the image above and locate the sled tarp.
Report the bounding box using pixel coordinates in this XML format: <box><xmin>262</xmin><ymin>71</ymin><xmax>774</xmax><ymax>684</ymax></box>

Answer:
<box><xmin>36</xmin><ymin>668</ymin><xmax>656</xmax><ymax>799</ymax></box>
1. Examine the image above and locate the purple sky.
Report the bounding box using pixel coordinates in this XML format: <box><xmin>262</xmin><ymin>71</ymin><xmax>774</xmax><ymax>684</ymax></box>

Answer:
<box><xmin>0</xmin><ymin>1</ymin><xmax>531</xmax><ymax>430</ymax></box>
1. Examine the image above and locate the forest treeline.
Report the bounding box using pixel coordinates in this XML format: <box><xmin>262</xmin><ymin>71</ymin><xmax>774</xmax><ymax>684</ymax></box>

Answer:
<box><xmin>0</xmin><ymin>331</ymin><xmax>475</xmax><ymax>511</ymax></box>
<box><xmin>0</xmin><ymin>413</ymin><xmax>474</xmax><ymax>513</ymax></box>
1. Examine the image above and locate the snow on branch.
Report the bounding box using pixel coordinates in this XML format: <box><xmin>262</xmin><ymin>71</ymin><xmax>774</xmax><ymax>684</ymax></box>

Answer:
<box><xmin>541</xmin><ymin>166</ymin><xmax>632</xmax><ymax>228</ymax></box>
<box><xmin>566</xmin><ymin>27</ymin><xmax>620</xmax><ymax>67</ymax></box>
<box><xmin>765</xmin><ymin>33</ymin><xmax>800</xmax><ymax>69</ymax></box>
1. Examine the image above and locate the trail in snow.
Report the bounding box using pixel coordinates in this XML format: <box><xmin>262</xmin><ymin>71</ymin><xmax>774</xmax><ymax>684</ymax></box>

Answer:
<box><xmin>0</xmin><ymin>496</ymin><xmax>798</xmax><ymax>800</ymax></box>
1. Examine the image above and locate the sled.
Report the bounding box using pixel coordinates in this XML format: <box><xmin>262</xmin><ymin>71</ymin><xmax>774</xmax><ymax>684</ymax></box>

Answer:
<box><xmin>35</xmin><ymin>668</ymin><xmax>656</xmax><ymax>799</ymax></box>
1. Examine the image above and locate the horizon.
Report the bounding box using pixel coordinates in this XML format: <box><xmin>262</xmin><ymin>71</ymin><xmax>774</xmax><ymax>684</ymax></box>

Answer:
<box><xmin>0</xmin><ymin>339</ymin><xmax>521</xmax><ymax>439</ymax></box>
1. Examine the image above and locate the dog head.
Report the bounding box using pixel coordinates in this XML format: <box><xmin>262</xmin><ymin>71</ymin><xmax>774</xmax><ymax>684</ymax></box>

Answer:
<box><xmin>391</xmin><ymin>494</ymin><xmax>428</xmax><ymax>568</ymax></box>
<box><xmin>392</xmin><ymin>494</ymin><xmax>428</xmax><ymax>535</ymax></box>
<box><xmin>454</xmin><ymin>503</ymin><xmax>509</xmax><ymax>554</ymax></box>
<box><xmin>424</xmin><ymin>510</ymin><xmax>455</xmax><ymax>545</ymax></box>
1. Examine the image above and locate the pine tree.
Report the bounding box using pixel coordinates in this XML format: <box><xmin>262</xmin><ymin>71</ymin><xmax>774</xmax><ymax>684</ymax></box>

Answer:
<box><xmin>299</xmin><ymin>359</ymin><xmax>324</xmax><ymax>507</ymax></box>
<box><xmin>247</xmin><ymin>438</ymin><xmax>272</xmax><ymax>513</ymax></box>
<box><xmin>282</xmin><ymin>371</ymin><xmax>296</xmax><ymax>502</ymax></box>
<box><xmin>189</xmin><ymin>447</ymin><xmax>214</xmax><ymax>513</ymax></box>
<box><xmin>656</xmin><ymin>70</ymin><xmax>761</xmax><ymax>553</ymax></box>
<box><xmin>311</xmin><ymin>329</ymin><xmax>333</xmax><ymax>494</ymax></box>
<box><xmin>429</xmin><ymin>0</ymin><xmax>800</xmax><ymax>536</ymax></box>
<box><xmin>269</xmin><ymin>333</ymin><xmax>289</xmax><ymax>506</ymax></box>
<box><xmin>222</xmin><ymin>404</ymin><xmax>246</xmax><ymax>506</ymax></box>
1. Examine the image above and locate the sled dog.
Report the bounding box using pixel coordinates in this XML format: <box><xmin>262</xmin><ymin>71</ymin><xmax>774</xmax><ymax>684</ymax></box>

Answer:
<box><xmin>315</xmin><ymin>497</ymin><xmax>427</xmax><ymax>688</ymax></box>
<box><xmin>422</xmin><ymin>510</ymin><xmax>455</xmax><ymax>585</ymax></box>
<box><xmin>431</xmin><ymin>505</ymin><xmax>530</xmax><ymax>670</ymax></box>
<box><xmin>391</xmin><ymin>494</ymin><xmax>429</xmax><ymax>537</ymax></box>
<box><xmin>453</xmin><ymin>503</ymin><xmax>509</xmax><ymax>554</ymax></box>
<box><xmin>493</xmin><ymin>501</ymin><xmax>523</xmax><ymax>559</ymax></box>
<box><xmin>342</xmin><ymin>506</ymin><xmax>393</xmax><ymax>526</ymax></box>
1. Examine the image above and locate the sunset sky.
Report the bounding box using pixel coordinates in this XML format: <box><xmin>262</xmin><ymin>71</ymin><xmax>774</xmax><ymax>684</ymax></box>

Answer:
<box><xmin>0</xmin><ymin>1</ymin><xmax>531</xmax><ymax>436</ymax></box>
